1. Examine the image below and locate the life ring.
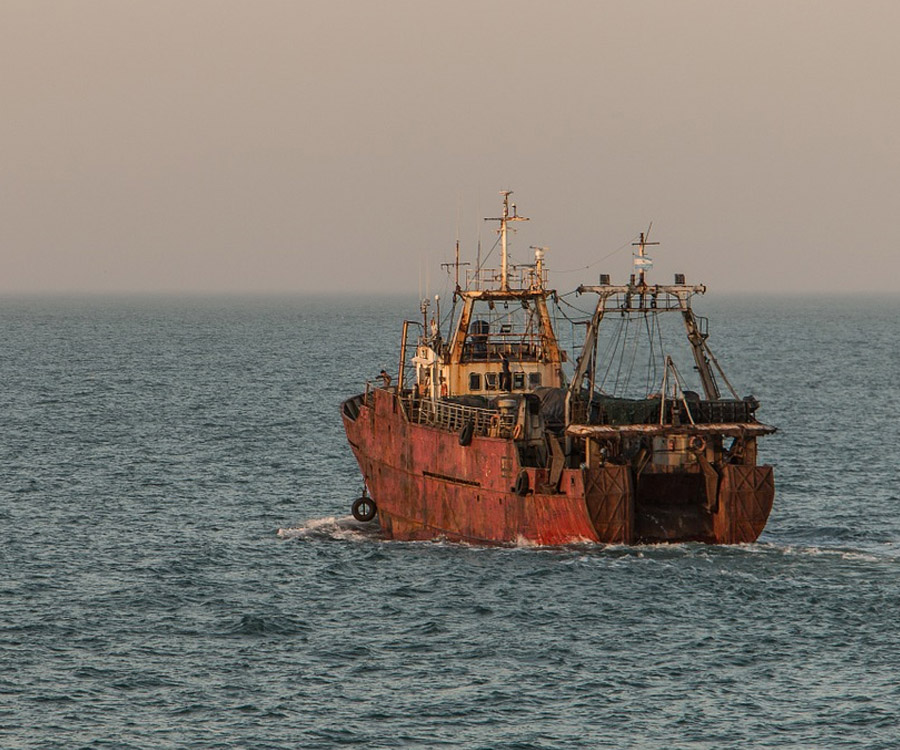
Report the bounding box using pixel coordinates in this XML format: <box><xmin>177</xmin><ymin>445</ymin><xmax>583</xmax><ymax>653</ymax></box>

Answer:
<box><xmin>490</xmin><ymin>414</ymin><xmax>500</xmax><ymax>429</ymax></box>
<box><xmin>514</xmin><ymin>470</ymin><xmax>530</xmax><ymax>496</ymax></box>
<box><xmin>459</xmin><ymin>420</ymin><xmax>475</xmax><ymax>446</ymax></box>
<box><xmin>512</xmin><ymin>423</ymin><xmax>523</xmax><ymax>440</ymax></box>
<box><xmin>689</xmin><ymin>435</ymin><xmax>707</xmax><ymax>452</ymax></box>
<box><xmin>351</xmin><ymin>496</ymin><xmax>377</xmax><ymax>522</ymax></box>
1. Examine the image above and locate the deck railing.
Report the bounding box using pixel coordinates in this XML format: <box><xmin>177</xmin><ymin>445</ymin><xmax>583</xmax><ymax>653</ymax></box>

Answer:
<box><xmin>411</xmin><ymin>397</ymin><xmax>515</xmax><ymax>437</ymax></box>
<box><xmin>464</xmin><ymin>265</ymin><xmax>548</xmax><ymax>291</ymax></box>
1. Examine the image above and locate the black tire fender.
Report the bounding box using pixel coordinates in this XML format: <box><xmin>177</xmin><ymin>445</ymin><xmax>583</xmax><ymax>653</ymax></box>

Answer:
<box><xmin>459</xmin><ymin>420</ymin><xmax>475</xmax><ymax>446</ymax></box>
<box><xmin>351</xmin><ymin>496</ymin><xmax>377</xmax><ymax>522</ymax></box>
<box><xmin>514</xmin><ymin>470</ymin><xmax>530</xmax><ymax>496</ymax></box>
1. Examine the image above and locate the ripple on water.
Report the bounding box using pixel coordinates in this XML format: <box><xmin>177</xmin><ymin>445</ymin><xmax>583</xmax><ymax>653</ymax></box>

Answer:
<box><xmin>4</xmin><ymin>297</ymin><xmax>900</xmax><ymax>749</ymax></box>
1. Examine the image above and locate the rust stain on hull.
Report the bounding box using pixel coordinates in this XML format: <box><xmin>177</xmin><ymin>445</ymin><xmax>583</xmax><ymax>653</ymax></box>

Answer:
<box><xmin>343</xmin><ymin>389</ymin><xmax>774</xmax><ymax>546</ymax></box>
<box><xmin>344</xmin><ymin>390</ymin><xmax>597</xmax><ymax>546</ymax></box>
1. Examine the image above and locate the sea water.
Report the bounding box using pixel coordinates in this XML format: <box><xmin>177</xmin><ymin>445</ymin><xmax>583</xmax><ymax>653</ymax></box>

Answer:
<box><xmin>2</xmin><ymin>294</ymin><xmax>898</xmax><ymax>749</ymax></box>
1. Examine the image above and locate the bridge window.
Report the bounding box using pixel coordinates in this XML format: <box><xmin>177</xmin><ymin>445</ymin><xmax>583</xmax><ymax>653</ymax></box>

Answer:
<box><xmin>485</xmin><ymin>373</ymin><xmax>498</xmax><ymax>390</ymax></box>
<box><xmin>469</xmin><ymin>372</ymin><xmax>482</xmax><ymax>391</ymax></box>
<box><xmin>529</xmin><ymin>372</ymin><xmax>542</xmax><ymax>388</ymax></box>
<box><xmin>513</xmin><ymin>372</ymin><xmax>525</xmax><ymax>390</ymax></box>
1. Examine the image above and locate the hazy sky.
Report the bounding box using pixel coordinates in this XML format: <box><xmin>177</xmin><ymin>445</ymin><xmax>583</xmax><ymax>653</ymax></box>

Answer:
<box><xmin>2</xmin><ymin>1</ymin><xmax>898</xmax><ymax>294</ymax></box>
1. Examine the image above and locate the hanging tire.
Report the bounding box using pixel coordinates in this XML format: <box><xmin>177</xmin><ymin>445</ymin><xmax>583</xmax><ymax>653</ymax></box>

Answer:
<box><xmin>351</xmin><ymin>496</ymin><xmax>377</xmax><ymax>522</ymax></box>
<box><xmin>459</xmin><ymin>420</ymin><xmax>475</xmax><ymax>446</ymax></box>
<box><xmin>514</xmin><ymin>470</ymin><xmax>530</xmax><ymax>496</ymax></box>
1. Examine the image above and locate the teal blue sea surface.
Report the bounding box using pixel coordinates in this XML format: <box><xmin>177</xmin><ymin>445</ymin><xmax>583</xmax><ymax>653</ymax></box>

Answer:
<box><xmin>2</xmin><ymin>294</ymin><xmax>898</xmax><ymax>749</ymax></box>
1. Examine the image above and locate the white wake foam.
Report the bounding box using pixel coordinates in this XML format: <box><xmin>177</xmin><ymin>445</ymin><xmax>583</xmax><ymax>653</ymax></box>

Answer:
<box><xmin>277</xmin><ymin>515</ymin><xmax>378</xmax><ymax>542</ymax></box>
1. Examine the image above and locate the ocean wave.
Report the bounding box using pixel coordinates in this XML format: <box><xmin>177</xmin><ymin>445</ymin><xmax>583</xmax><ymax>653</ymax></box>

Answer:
<box><xmin>276</xmin><ymin>515</ymin><xmax>380</xmax><ymax>542</ymax></box>
<box><xmin>276</xmin><ymin>517</ymin><xmax>900</xmax><ymax>570</ymax></box>
<box><xmin>219</xmin><ymin>613</ymin><xmax>310</xmax><ymax>637</ymax></box>
<box><xmin>746</xmin><ymin>540</ymin><xmax>899</xmax><ymax>563</ymax></box>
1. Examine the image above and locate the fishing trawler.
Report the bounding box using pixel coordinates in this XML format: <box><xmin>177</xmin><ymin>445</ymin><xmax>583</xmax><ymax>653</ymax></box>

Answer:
<box><xmin>341</xmin><ymin>192</ymin><xmax>775</xmax><ymax>545</ymax></box>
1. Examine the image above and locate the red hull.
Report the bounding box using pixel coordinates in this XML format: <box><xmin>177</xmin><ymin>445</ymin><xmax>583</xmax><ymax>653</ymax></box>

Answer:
<box><xmin>343</xmin><ymin>389</ymin><xmax>773</xmax><ymax>546</ymax></box>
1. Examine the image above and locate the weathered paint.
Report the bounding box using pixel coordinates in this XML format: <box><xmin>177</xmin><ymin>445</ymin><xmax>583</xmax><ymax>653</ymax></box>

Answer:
<box><xmin>714</xmin><ymin>464</ymin><xmax>776</xmax><ymax>543</ymax></box>
<box><xmin>342</xmin><ymin>389</ymin><xmax>776</xmax><ymax>546</ymax></box>
<box><xmin>344</xmin><ymin>389</ymin><xmax>597</xmax><ymax>545</ymax></box>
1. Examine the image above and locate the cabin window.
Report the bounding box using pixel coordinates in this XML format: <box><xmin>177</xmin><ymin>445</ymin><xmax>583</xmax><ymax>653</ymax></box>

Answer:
<box><xmin>529</xmin><ymin>372</ymin><xmax>542</xmax><ymax>388</ymax></box>
<box><xmin>513</xmin><ymin>372</ymin><xmax>525</xmax><ymax>390</ymax></box>
<box><xmin>485</xmin><ymin>372</ymin><xmax>498</xmax><ymax>390</ymax></box>
<box><xmin>469</xmin><ymin>320</ymin><xmax>490</xmax><ymax>360</ymax></box>
<box><xmin>469</xmin><ymin>372</ymin><xmax>482</xmax><ymax>391</ymax></box>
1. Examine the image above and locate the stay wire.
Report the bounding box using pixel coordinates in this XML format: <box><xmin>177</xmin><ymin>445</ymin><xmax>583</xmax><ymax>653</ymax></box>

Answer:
<box><xmin>475</xmin><ymin>233</ymin><xmax>503</xmax><ymax>275</ymax></box>
<box><xmin>655</xmin><ymin>314</ymin><xmax>667</xmax><ymax>392</ymax></box>
<box><xmin>555</xmin><ymin>294</ymin><xmax>596</xmax><ymax>321</ymax></box>
<box><xmin>553</xmin><ymin>236</ymin><xmax>639</xmax><ymax>275</ymax></box>
<box><xmin>554</xmin><ymin>298</ymin><xmax>593</xmax><ymax>326</ymax></box>
<box><xmin>644</xmin><ymin>312</ymin><xmax>656</xmax><ymax>397</ymax></box>
<box><xmin>599</xmin><ymin>315</ymin><xmax>625</xmax><ymax>393</ymax></box>
<box><xmin>622</xmin><ymin>314</ymin><xmax>642</xmax><ymax>395</ymax></box>
<box><xmin>612</xmin><ymin>318</ymin><xmax>630</xmax><ymax>395</ymax></box>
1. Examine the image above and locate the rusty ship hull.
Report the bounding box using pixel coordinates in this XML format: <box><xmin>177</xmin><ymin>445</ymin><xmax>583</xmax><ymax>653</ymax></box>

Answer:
<box><xmin>343</xmin><ymin>388</ymin><xmax>774</xmax><ymax>546</ymax></box>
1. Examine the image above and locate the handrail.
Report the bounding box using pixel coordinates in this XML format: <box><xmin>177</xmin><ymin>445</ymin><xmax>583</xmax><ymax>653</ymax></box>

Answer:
<box><xmin>465</xmin><ymin>265</ymin><xmax>548</xmax><ymax>291</ymax></box>
<box><xmin>411</xmin><ymin>397</ymin><xmax>515</xmax><ymax>438</ymax></box>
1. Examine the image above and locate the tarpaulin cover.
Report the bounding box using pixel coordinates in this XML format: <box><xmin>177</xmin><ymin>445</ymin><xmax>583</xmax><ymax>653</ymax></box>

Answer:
<box><xmin>533</xmin><ymin>387</ymin><xmax>661</xmax><ymax>427</ymax></box>
<box><xmin>593</xmin><ymin>396</ymin><xmax>662</xmax><ymax>425</ymax></box>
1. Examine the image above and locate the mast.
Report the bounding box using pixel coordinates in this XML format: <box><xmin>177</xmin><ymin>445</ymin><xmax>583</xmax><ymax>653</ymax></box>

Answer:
<box><xmin>441</xmin><ymin>239</ymin><xmax>469</xmax><ymax>297</ymax></box>
<box><xmin>486</xmin><ymin>191</ymin><xmax>529</xmax><ymax>291</ymax></box>
<box><xmin>632</xmin><ymin>224</ymin><xmax>659</xmax><ymax>286</ymax></box>
<box><xmin>631</xmin><ymin>225</ymin><xmax>720</xmax><ymax>397</ymax></box>
<box><xmin>475</xmin><ymin>237</ymin><xmax>481</xmax><ymax>290</ymax></box>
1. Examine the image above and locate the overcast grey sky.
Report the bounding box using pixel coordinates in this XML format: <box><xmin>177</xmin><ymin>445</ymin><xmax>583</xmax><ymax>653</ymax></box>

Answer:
<box><xmin>2</xmin><ymin>1</ymin><xmax>898</xmax><ymax>294</ymax></box>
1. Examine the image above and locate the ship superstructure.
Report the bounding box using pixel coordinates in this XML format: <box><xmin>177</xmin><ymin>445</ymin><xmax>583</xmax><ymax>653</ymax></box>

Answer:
<box><xmin>410</xmin><ymin>193</ymin><xmax>564</xmax><ymax>401</ymax></box>
<box><xmin>341</xmin><ymin>193</ymin><xmax>775</xmax><ymax>545</ymax></box>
